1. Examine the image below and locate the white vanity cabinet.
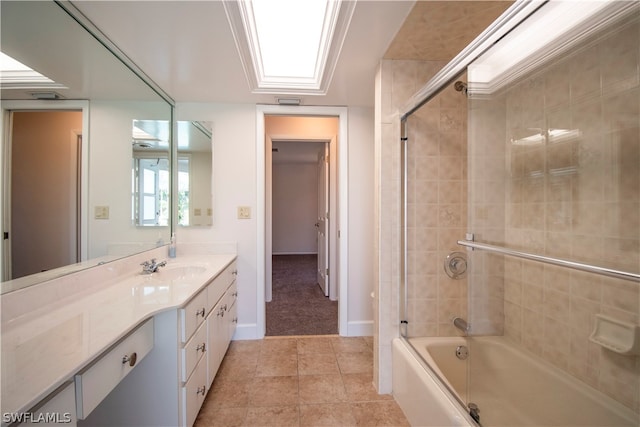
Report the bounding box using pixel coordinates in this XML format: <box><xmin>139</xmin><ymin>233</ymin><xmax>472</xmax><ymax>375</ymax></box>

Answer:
<box><xmin>16</xmin><ymin>382</ymin><xmax>77</xmax><ymax>427</ymax></box>
<box><xmin>75</xmin><ymin>257</ymin><xmax>237</xmax><ymax>427</ymax></box>
<box><xmin>207</xmin><ymin>279</ymin><xmax>238</xmax><ymax>387</ymax></box>
<box><xmin>182</xmin><ymin>261</ymin><xmax>237</xmax><ymax>426</ymax></box>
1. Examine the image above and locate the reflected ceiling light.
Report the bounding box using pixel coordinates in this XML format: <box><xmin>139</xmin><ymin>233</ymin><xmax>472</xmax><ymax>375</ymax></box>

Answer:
<box><xmin>224</xmin><ymin>0</ymin><xmax>356</xmax><ymax>95</ymax></box>
<box><xmin>0</xmin><ymin>51</ymin><xmax>67</xmax><ymax>89</ymax></box>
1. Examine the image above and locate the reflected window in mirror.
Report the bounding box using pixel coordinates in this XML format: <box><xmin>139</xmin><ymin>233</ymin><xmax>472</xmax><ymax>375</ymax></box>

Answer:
<box><xmin>177</xmin><ymin>121</ymin><xmax>212</xmax><ymax>227</ymax></box>
<box><xmin>132</xmin><ymin>120</ymin><xmax>171</xmax><ymax>227</ymax></box>
<box><xmin>178</xmin><ymin>156</ymin><xmax>190</xmax><ymax>226</ymax></box>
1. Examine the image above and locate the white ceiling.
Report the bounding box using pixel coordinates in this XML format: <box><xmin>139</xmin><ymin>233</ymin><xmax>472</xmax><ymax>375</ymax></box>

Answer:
<box><xmin>72</xmin><ymin>0</ymin><xmax>416</xmax><ymax>107</ymax></box>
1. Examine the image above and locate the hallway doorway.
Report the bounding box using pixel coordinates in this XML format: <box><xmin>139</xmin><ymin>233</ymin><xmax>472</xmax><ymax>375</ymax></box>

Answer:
<box><xmin>266</xmin><ymin>254</ymin><xmax>338</xmax><ymax>335</ymax></box>
<box><xmin>263</xmin><ymin>113</ymin><xmax>340</xmax><ymax>336</ymax></box>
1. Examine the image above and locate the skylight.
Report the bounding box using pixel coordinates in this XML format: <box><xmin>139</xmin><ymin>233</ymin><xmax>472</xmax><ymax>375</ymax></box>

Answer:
<box><xmin>252</xmin><ymin>0</ymin><xmax>328</xmax><ymax>79</ymax></box>
<box><xmin>224</xmin><ymin>0</ymin><xmax>356</xmax><ymax>95</ymax></box>
<box><xmin>0</xmin><ymin>51</ymin><xmax>66</xmax><ymax>89</ymax></box>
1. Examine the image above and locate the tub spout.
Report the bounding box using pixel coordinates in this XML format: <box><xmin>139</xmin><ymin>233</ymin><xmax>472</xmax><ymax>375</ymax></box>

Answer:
<box><xmin>453</xmin><ymin>317</ymin><xmax>469</xmax><ymax>334</ymax></box>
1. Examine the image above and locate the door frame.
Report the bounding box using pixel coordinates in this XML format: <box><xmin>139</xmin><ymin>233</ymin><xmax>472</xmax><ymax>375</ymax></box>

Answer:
<box><xmin>256</xmin><ymin>104</ymin><xmax>348</xmax><ymax>337</ymax></box>
<box><xmin>1</xmin><ymin>100</ymin><xmax>89</xmax><ymax>281</ymax></box>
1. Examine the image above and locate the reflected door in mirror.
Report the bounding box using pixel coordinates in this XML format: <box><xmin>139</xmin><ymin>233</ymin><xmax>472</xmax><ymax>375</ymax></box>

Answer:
<box><xmin>8</xmin><ymin>111</ymin><xmax>82</xmax><ymax>279</ymax></box>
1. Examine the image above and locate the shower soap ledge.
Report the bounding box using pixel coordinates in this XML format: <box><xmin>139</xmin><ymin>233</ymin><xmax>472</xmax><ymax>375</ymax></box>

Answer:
<box><xmin>589</xmin><ymin>314</ymin><xmax>640</xmax><ymax>356</ymax></box>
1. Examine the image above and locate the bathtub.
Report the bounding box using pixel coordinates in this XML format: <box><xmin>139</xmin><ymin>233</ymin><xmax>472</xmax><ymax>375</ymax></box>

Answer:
<box><xmin>393</xmin><ymin>336</ymin><xmax>639</xmax><ymax>427</ymax></box>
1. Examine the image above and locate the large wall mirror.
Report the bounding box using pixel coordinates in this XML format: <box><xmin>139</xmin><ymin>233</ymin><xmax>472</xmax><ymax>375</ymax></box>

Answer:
<box><xmin>0</xmin><ymin>1</ymin><xmax>174</xmax><ymax>293</ymax></box>
<box><xmin>177</xmin><ymin>121</ymin><xmax>213</xmax><ymax>227</ymax></box>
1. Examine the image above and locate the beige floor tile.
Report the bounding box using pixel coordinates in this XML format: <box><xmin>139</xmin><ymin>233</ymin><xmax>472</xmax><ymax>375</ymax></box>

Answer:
<box><xmin>299</xmin><ymin>403</ymin><xmax>356</xmax><ymax>426</ymax></box>
<box><xmin>331</xmin><ymin>337</ymin><xmax>371</xmax><ymax>353</ymax></box>
<box><xmin>243</xmin><ymin>405</ymin><xmax>299</xmax><ymax>426</ymax></box>
<box><xmin>262</xmin><ymin>338</ymin><xmax>298</xmax><ymax>355</ymax></box>
<box><xmin>350</xmin><ymin>401</ymin><xmax>410</xmax><ymax>426</ymax></box>
<box><xmin>336</xmin><ymin>352</ymin><xmax>374</xmax><ymax>374</ymax></box>
<box><xmin>208</xmin><ymin>380</ymin><xmax>251</xmax><ymax>408</ymax></box>
<box><xmin>216</xmin><ymin>355</ymin><xmax>258</xmax><ymax>382</ymax></box>
<box><xmin>195</xmin><ymin>406</ymin><xmax>247</xmax><ymax>427</ymax></box>
<box><xmin>226</xmin><ymin>340</ymin><xmax>263</xmax><ymax>357</ymax></box>
<box><xmin>249</xmin><ymin>376</ymin><xmax>299</xmax><ymax>407</ymax></box>
<box><xmin>256</xmin><ymin>352</ymin><xmax>298</xmax><ymax>376</ymax></box>
<box><xmin>297</xmin><ymin>337</ymin><xmax>335</xmax><ymax>354</ymax></box>
<box><xmin>198</xmin><ymin>337</ymin><xmax>411</xmax><ymax>427</ymax></box>
<box><xmin>298</xmin><ymin>374</ymin><xmax>347</xmax><ymax>404</ymax></box>
<box><xmin>342</xmin><ymin>373</ymin><xmax>393</xmax><ymax>402</ymax></box>
<box><xmin>298</xmin><ymin>352</ymin><xmax>340</xmax><ymax>375</ymax></box>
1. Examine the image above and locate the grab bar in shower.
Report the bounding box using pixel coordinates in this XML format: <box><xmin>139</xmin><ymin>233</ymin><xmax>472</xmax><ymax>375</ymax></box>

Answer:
<box><xmin>457</xmin><ymin>239</ymin><xmax>640</xmax><ymax>283</ymax></box>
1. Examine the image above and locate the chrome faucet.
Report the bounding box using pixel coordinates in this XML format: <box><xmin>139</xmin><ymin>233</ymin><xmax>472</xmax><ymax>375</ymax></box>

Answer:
<box><xmin>140</xmin><ymin>258</ymin><xmax>167</xmax><ymax>274</ymax></box>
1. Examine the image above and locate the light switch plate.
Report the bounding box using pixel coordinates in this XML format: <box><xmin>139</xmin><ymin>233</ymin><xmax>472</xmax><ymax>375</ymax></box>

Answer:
<box><xmin>237</xmin><ymin>206</ymin><xmax>251</xmax><ymax>219</ymax></box>
<box><xmin>95</xmin><ymin>205</ymin><xmax>109</xmax><ymax>219</ymax></box>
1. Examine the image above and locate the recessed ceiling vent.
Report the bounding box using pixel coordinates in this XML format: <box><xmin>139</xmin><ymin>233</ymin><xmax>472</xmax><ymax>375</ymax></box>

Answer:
<box><xmin>30</xmin><ymin>91</ymin><xmax>64</xmax><ymax>100</ymax></box>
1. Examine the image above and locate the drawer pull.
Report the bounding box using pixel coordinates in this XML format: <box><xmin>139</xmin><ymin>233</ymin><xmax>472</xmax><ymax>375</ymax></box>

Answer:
<box><xmin>196</xmin><ymin>307</ymin><xmax>206</xmax><ymax>318</ymax></box>
<box><xmin>122</xmin><ymin>352</ymin><xmax>137</xmax><ymax>367</ymax></box>
<box><xmin>196</xmin><ymin>342</ymin><xmax>206</xmax><ymax>353</ymax></box>
<box><xmin>232</xmin><ymin>291</ymin><xmax>238</xmax><ymax>297</ymax></box>
<box><xmin>232</xmin><ymin>269</ymin><xmax>238</xmax><ymax>276</ymax></box>
<box><xmin>196</xmin><ymin>386</ymin><xmax>206</xmax><ymax>396</ymax></box>
<box><xmin>222</xmin><ymin>304</ymin><xmax>228</xmax><ymax>312</ymax></box>
<box><xmin>233</xmin><ymin>317</ymin><xmax>238</xmax><ymax>324</ymax></box>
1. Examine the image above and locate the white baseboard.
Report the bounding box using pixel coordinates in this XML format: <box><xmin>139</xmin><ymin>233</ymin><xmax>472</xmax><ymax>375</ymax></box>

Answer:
<box><xmin>272</xmin><ymin>252</ymin><xmax>318</xmax><ymax>255</ymax></box>
<box><xmin>231</xmin><ymin>323</ymin><xmax>262</xmax><ymax>340</ymax></box>
<box><xmin>345</xmin><ymin>320</ymin><xmax>373</xmax><ymax>337</ymax></box>
<box><xmin>232</xmin><ymin>321</ymin><xmax>372</xmax><ymax>339</ymax></box>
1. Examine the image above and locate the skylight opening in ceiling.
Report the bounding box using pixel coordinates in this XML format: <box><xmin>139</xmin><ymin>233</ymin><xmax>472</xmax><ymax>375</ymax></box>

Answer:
<box><xmin>0</xmin><ymin>51</ymin><xmax>66</xmax><ymax>89</ymax></box>
<box><xmin>252</xmin><ymin>0</ymin><xmax>328</xmax><ymax>79</ymax></box>
<box><xmin>225</xmin><ymin>0</ymin><xmax>355</xmax><ymax>95</ymax></box>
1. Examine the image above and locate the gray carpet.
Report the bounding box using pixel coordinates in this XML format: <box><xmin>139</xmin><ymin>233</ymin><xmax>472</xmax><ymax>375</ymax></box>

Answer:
<box><xmin>266</xmin><ymin>254</ymin><xmax>338</xmax><ymax>336</ymax></box>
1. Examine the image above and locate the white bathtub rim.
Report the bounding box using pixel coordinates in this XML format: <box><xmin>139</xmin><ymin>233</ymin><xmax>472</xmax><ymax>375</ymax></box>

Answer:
<box><xmin>407</xmin><ymin>335</ymin><xmax>639</xmax><ymax>426</ymax></box>
<box><xmin>393</xmin><ymin>337</ymin><xmax>477</xmax><ymax>427</ymax></box>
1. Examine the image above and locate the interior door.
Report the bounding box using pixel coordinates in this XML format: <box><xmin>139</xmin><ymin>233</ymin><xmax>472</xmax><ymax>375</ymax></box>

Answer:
<box><xmin>316</xmin><ymin>144</ymin><xmax>329</xmax><ymax>296</ymax></box>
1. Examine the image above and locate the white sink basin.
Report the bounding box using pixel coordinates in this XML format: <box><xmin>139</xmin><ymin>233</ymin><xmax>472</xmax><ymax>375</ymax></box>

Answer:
<box><xmin>159</xmin><ymin>265</ymin><xmax>207</xmax><ymax>280</ymax></box>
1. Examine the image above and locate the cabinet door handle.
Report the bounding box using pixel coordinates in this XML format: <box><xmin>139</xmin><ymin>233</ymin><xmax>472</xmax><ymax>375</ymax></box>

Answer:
<box><xmin>196</xmin><ymin>343</ymin><xmax>206</xmax><ymax>353</ymax></box>
<box><xmin>232</xmin><ymin>270</ymin><xmax>238</xmax><ymax>276</ymax></box>
<box><xmin>196</xmin><ymin>386</ymin><xmax>206</xmax><ymax>396</ymax></box>
<box><xmin>196</xmin><ymin>307</ymin><xmax>205</xmax><ymax>318</ymax></box>
<box><xmin>232</xmin><ymin>318</ymin><xmax>238</xmax><ymax>324</ymax></box>
<box><xmin>122</xmin><ymin>352</ymin><xmax>137</xmax><ymax>367</ymax></box>
<box><xmin>222</xmin><ymin>304</ymin><xmax>228</xmax><ymax>312</ymax></box>
<box><xmin>232</xmin><ymin>291</ymin><xmax>238</xmax><ymax>297</ymax></box>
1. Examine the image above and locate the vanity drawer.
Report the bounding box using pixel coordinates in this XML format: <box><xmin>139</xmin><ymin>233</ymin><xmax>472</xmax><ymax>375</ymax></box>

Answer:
<box><xmin>181</xmin><ymin>357</ymin><xmax>207</xmax><ymax>427</ymax></box>
<box><xmin>207</xmin><ymin>261</ymin><xmax>237</xmax><ymax>313</ymax></box>
<box><xmin>20</xmin><ymin>382</ymin><xmax>77</xmax><ymax>426</ymax></box>
<box><xmin>181</xmin><ymin>289</ymin><xmax>207</xmax><ymax>343</ymax></box>
<box><xmin>75</xmin><ymin>318</ymin><xmax>154</xmax><ymax>420</ymax></box>
<box><xmin>181</xmin><ymin>321</ymin><xmax>207</xmax><ymax>382</ymax></box>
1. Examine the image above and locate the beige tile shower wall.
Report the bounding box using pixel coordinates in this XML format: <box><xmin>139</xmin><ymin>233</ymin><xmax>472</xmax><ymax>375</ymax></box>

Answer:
<box><xmin>405</xmin><ymin>80</ymin><xmax>469</xmax><ymax>337</ymax></box>
<box><xmin>374</xmin><ymin>59</ymin><xmax>449</xmax><ymax>392</ymax></box>
<box><xmin>475</xmin><ymin>18</ymin><xmax>640</xmax><ymax>412</ymax></box>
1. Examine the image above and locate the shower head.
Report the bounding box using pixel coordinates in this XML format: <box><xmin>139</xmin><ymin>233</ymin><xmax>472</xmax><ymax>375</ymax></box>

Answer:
<box><xmin>454</xmin><ymin>81</ymin><xmax>468</xmax><ymax>95</ymax></box>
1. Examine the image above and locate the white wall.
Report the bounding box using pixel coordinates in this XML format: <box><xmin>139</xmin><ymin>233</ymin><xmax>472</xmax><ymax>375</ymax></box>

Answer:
<box><xmin>272</xmin><ymin>163</ymin><xmax>317</xmax><ymax>254</ymax></box>
<box><xmin>176</xmin><ymin>102</ymin><xmax>374</xmax><ymax>339</ymax></box>
<box><xmin>347</xmin><ymin>107</ymin><xmax>375</xmax><ymax>331</ymax></box>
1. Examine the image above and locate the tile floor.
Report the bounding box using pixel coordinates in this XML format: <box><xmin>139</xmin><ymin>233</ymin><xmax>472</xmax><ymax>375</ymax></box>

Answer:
<box><xmin>195</xmin><ymin>336</ymin><xmax>410</xmax><ymax>426</ymax></box>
